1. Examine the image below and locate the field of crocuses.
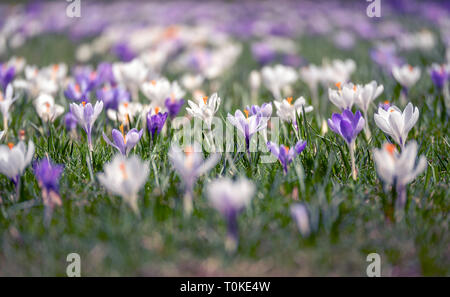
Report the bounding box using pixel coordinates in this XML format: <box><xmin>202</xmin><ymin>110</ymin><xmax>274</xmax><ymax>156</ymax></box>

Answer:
<box><xmin>0</xmin><ymin>0</ymin><xmax>449</xmax><ymax>277</ymax></box>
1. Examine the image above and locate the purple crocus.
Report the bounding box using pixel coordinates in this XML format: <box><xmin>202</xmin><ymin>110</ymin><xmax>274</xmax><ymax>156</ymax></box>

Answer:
<box><xmin>0</xmin><ymin>64</ymin><xmax>15</xmax><ymax>91</ymax></box>
<box><xmin>97</xmin><ymin>85</ymin><xmax>130</xmax><ymax>111</ymax></box>
<box><xmin>112</xmin><ymin>42</ymin><xmax>136</xmax><ymax>62</ymax></box>
<box><xmin>33</xmin><ymin>157</ymin><xmax>64</xmax><ymax>225</ymax></box>
<box><xmin>328</xmin><ymin>109</ymin><xmax>365</xmax><ymax>180</ymax></box>
<box><xmin>227</xmin><ymin>109</ymin><xmax>267</xmax><ymax>154</ymax></box>
<box><xmin>69</xmin><ymin>101</ymin><xmax>104</xmax><ymax>151</ymax></box>
<box><xmin>429</xmin><ymin>64</ymin><xmax>449</xmax><ymax>90</ymax></box>
<box><xmin>165</xmin><ymin>97</ymin><xmax>185</xmax><ymax>118</ymax></box>
<box><xmin>267</xmin><ymin>140</ymin><xmax>307</xmax><ymax>174</ymax></box>
<box><xmin>64</xmin><ymin>111</ymin><xmax>78</xmax><ymax>131</ymax></box>
<box><xmin>102</xmin><ymin>124</ymin><xmax>143</xmax><ymax>156</ymax></box>
<box><xmin>147</xmin><ymin>109</ymin><xmax>168</xmax><ymax>141</ymax></box>
<box><xmin>97</xmin><ymin>62</ymin><xmax>116</xmax><ymax>85</ymax></box>
<box><xmin>64</xmin><ymin>80</ymin><xmax>91</xmax><ymax>102</ymax></box>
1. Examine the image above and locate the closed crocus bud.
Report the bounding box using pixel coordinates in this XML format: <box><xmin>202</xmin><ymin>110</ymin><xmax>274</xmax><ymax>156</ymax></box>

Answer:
<box><xmin>290</xmin><ymin>203</ymin><xmax>311</xmax><ymax>237</ymax></box>
<box><xmin>249</xmin><ymin>70</ymin><xmax>261</xmax><ymax>91</ymax></box>
<box><xmin>207</xmin><ymin>177</ymin><xmax>255</xmax><ymax>252</ymax></box>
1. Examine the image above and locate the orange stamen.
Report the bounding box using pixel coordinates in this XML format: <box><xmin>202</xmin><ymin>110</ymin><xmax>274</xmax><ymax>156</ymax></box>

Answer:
<box><xmin>286</xmin><ymin>97</ymin><xmax>293</xmax><ymax>104</ymax></box>
<box><xmin>202</xmin><ymin>96</ymin><xmax>208</xmax><ymax>105</ymax></box>
<box><xmin>75</xmin><ymin>84</ymin><xmax>81</xmax><ymax>93</ymax></box>
<box><xmin>53</xmin><ymin>64</ymin><xmax>59</xmax><ymax>72</ymax></box>
<box><xmin>7</xmin><ymin>143</ymin><xmax>14</xmax><ymax>150</ymax></box>
<box><xmin>284</xmin><ymin>146</ymin><xmax>289</xmax><ymax>153</ymax></box>
<box><xmin>353</xmin><ymin>85</ymin><xmax>357</xmax><ymax>91</ymax></box>
<box><xmin>82</xmin><ymin>101</ymin><xmax>86</xmax><ymax>107</ymax></box>
<box><xmin>19</xmin><ymin>130</ymin><xmax>25</xmax><ymax>137</ymax></box>
<box><xmin>123</xmin><ymin>102</ymin><xmax>129</xmax><ymax>108</ymax></box>
<box><xmin>119</xmin><ymin>162</ymin><xmax>128</xmax><ymax>179</ymax></box>
<box><xmin>184</xmin><ymin>146</ymin><xmax>193</xmax><ymax>156</ymax></box>
<box><xmin>120</xmin><ymin>124</ymin><xmax>126</xmax><ymax>144</ymax></box>
<box><xmin>384</xmin><ymin>100</ymin><xmax>389</xmax><ymax>105</ymax></box>
<box><xmin>408</xmin><ymin>65</ymin><xmax>413</xmax><ymax>71</ymax></box>
<box><xmin>335</xmin><ymin>82</ymin><xmax>342</xmax><ymax>90</ymax></box>
<box><xmin>244</xmin><ymin>109</ymin><xmax>249</xmax><ymax>118</ymax></box>
<box><xmin>151</xmin><ymin>80</ymin><xmax>156</xmax><ymax>86</ymax></box>
<box><xmin>155</xmin><ymin>107</ymin><xmax>160</xmax><ymax>114</ymax></box>
<box><xmin>385</xmin><ymin>143</ymin><xmax>396</xmax><ymax>156</ymax></box>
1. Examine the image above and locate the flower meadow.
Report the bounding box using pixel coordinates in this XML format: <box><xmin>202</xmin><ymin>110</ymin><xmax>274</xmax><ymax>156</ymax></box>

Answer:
<box><xmin>0</xmin><ymin>1</ymin><xmax>449</xmax><ymax>276</ymax></box>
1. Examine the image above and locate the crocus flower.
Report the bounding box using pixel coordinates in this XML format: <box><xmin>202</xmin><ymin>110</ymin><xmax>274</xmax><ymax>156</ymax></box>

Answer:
<box><xmin>379</xmin><ymin>101</ymin><xmax>391</xmax><ymax>111</ymax></box>
<box><xmin>113</xmin><ymin>59</ymin><xmax>149</xmax><ymax>101</ymax></box>
<box><xmin>64</xmin><ymin>80</ymin><xmax>91</xmax><ymax>102</ymax></box>
<box><xmin>328</xmin><ymin>109</ymin><xmax>365</xmax><ymax>180</ymax></box>
<box><xmin>186</xmin><ymin>93</ymin><xmax>221</xmax><ymax>129</ymax></box>
<box><xmin>206</xmin><ymin>177</ymin><xmax>255</xmax><ymax>252</ymax></box>
<box><xmin>328</xmin><ymin>82</ymin><xmax>358</xmax><ymax>111</ymax></box>
<box><xmin>98</xmin><ymin>154</ymin><xmax>149</xmax><ymax>215</ymax></box>
<box><xmin>290</xmin><ymin>203</ymin><xmax>311</xmax><ymax>237</ymax></box>
<box><xmin>64</xmin><ymin>111</ymin><xmax>78</xmax><ymax>131</ymax></box>
<box><xmin>103</xmin><ymin>124</ymin><xmax>143</xmax><ymax>156</ymax></box>
<box><xmin>267</xmin><ymin>140</ymin><xmax>307</xmax><ymax>174</ymax></box>
<box><xmin>227</xmin><ymin>109</ymin><xmax>267</xmax><ymax>154</ymax></box>
<box><xmin>0</xmin><ymin>84</ymin><xmax>17</xmax><ymax>132</ymax></box>
<box><xmin>181</xmin><ymin>74</ymin><xmax>204</xmax><ymax>92</ymax></box>
<box><xmin>261</xmin><ymin>64</ymin><xmax>298</xmax><ymax>99</ymax></box>
<box><xmin>70</xmin><ymin>101</ymin><xmax>104</xmax><ymax>151</ymax></box>
<box><xmin>429</xmin><ymin>63</ymin><xmax>450</xmax><ymax>90</ymax></box>
<box><xmin>141</xmin><ymin>78</ymin><xmax>185</xmax><ymax>108</ymax></box>
<box><xmin>355</xmin><ymin>81</ymin><xmax>384</xmax><ymax>139</ymax></box>
<box><xmin>392</xmin><ymin>64</ymin><xmax>421</xmax><ymax>104</ymax></box>
<box><xmin>107</xmin><ymin>101</ymin><xmax>142</xmax><ymax>124</ymax></box>
<box><xmin>96</xmin><ymin>84</ymin><xmax>130</xmax><ymax>111</ymax></box>
<box><xmin>169</xmin><ymin>142</ymin><xmax>220</xmax><ymax>216</ymax></box>
<box><xmin>33</xmin><ymin>157</ymin><xmax>64</xmax><ymax>224</ymax></box>
<box><xmin>146</xmin><ymin>108</ymin><xmax>168</xmax><ymax>141</ymax></box>
<box><xmin>34</xmin><ymin>93</ymin><xmax>64</xmax><ymax>122</ymax></box>
<box><xmin>0</xmin><ymin>140</ymin><xmax>35</xmax><ymax>186</ymax></box>
<box><xmin>374</xmin><ymin>102</ymin><xmax>419</xmax><ymax>149</ymax></box>
<box><xmin>0</xmin><ymin>64</ymin><xmax>15</xmax><ymax>91</ymax></box>
<box><xmin>164</xmin><ymin>97</ymin><xmax>184</xmax><ymax>118</ymax></box>
<box><xmin>0</xmin><ymin>130</ymin><xmax>4</xmax><ymax>140</ymax></box>
<box><xmin>274</xmin><ymin>96</ymin><xmax>313</xmax><ymax>124</ymax></box>
<box><xmin>299</xmin><ymin>64</ymin><xmax>322</xmax><ymax>105</ymax></box>
<box><xmin>373</xmin><ymin>142</ymin><xmax>427</xmax><ymax>209</ymax></box>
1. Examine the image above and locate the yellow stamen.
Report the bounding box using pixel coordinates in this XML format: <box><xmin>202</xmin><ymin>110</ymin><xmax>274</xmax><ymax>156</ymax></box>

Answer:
<box><xmin>82</xmin><ymin>101</ymin><xmax>86</xmax><ymax>107</ymax></box>
<box><xmin>286</xmin><ymin>97</ymin><xmax>293</xmax><ymax>104</ymax></box>
<box><xmin>244</xmin><ymin>109</ymin><xmax>249</xmax><ymax>118</ymax></box>
<box><xmin>335</xmin><ymin>82</ymin><xmax>342</xmax><ymax>90</ymax></box>
<box><xmin>202</xmin><ymin>96</ymin><xmax>208</xmax><ymax>105</ymax></box>
<box><xmin>8</xmin><ymin>143</ymin><xmax>14</xmax><ymax>150</ymax></box>
<box><xmin>119</xmin><ymin>162</ymin><xmax>128</xmax><ymax>179</ymax></box>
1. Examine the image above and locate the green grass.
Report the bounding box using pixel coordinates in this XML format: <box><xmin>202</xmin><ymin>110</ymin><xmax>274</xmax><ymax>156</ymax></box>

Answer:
<box><xmin>0</xmin><ymin>32</ymin><xmax>449</xmax><ymax>276</ymax></box>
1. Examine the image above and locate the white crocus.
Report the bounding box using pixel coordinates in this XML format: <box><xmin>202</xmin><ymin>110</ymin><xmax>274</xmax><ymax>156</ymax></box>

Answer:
<box><xmin>141</xmin><ymin>78</ymin><xmax>185</xmax><ymax>108</ymax></box>
<box><xmin>290</xmin><ymin>203</ymin><xmax>311</xmax><ymax>237</ymax></box>
<box><xmin>186</xmin><ymin>92</ymin><xmax>221</xmax><ymax>129</ymax></box>
<box><xmin>206</xmin><ymin>177</ymin><xmax>255</xmax><ymax>252</ymax></box>
<box><xmin>34</xmin><ymin>93</ymin><xmax>64</xmax><ymax>122</ymax></box>
<box><xmin>97</xmin><ymin>154</ymin><xmax>149</xmax><ymax>215</ymax></box>
<box><xmin>113</xmin><ymin>59</ymin><xmax>149</xmax><ymax>100</ymax></box>
<box><xmin>0</xmin><ymin>84</ymin><xmax>17</xmax><ymax>132</ymax></box>
<box><xmin>0</xmin><ymin>140</ymin><xmax>35</xmax><ymax>185</ymax></box>
<box><xmin>261</xmin><ymin>64</ymin><xmax>298</xmax><ymax>100</ymax></box>
<box><xmin>328</xmin><ymin>82</ymin><xmax>358</xmax><ymax>110</ymax></box>
<box><xmin>181</xmin><ymin>74</ymin><xmax>204</xmax><ymax>91</ymax></box>
<box><xmin>374</xmin><ymin>102</ymin><xmax>419</xmax><ymax>149</ymax></box>
<box><xmin>299</xmin><ymin>64</ymin><xmax>322</xmax><ymax>105</ymax></box>
<box><xmin>107</xmin><ymin>101</ymin><xmax>143</xmax><ymax>125</ymax></box>
<box><xmin>0</xmin><ymin>130</ymin><xmax>4</xmax><ymax>140</ymax></box>
<box><xmin>355</xmin><ymin>81</ymin><xmax>384</xmax><ymax>139</ymax></box>
<box><xmin>373</xmin><ymin>141</ymin><xmax>426</xmax><ymax>208</ymax></box>
<box><xmin>169</xmin><ymin>142</ymin><xmax>221</xmax><ymax>216</ymax></box>
<box><xmin>392</xmin><ymin>64</ymin><xmax>421</xmax><ymax>89</ymax></box>
<box><xmin>273</xmin><ymin>96</ymin><xmax>313</xmax><ymax>123</ymax></box>
<box><xmin>321</xmin><ymin>59</ymin><xmax>356</xmax><ymax>85</ymax></box>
